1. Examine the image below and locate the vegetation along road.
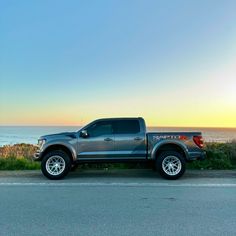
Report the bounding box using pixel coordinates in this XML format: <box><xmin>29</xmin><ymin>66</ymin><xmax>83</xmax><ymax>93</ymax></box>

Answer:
<box><xmin>0</xmin><ymin>169</ymin><xmax>235</xmax><ymax>236</ymax></box>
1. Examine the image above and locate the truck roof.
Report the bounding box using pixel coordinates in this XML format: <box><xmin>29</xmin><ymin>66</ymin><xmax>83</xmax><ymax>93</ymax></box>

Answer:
<box><xmin>94</xmin><ymin>117</ymin><xmax>144</xmax><ymax>122</ymax></box>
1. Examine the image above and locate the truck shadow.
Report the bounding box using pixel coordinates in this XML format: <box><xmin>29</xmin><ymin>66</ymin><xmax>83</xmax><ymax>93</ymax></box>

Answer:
<box><xmin>67</xmin><ymin>169</ymin><xmax>161</xmax><ymax>180</ymax></box>
<box><xmin>66</xmin><ymin>169</ymin><xmax>236</xmax><ymax>180</ymax></box>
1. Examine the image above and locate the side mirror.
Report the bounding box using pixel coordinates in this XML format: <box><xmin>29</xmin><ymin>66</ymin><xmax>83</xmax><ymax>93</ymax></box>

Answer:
<box><xmin>80</xmin><ymin>130</ymin><xmax>89</xmax><ymax>138</ymax></box>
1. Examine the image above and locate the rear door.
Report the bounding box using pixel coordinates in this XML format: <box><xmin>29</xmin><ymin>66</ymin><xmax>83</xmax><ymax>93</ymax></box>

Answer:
<box><xmin>113</xmin><ymin>119</ymin><xmax>146</xmax><ymax>159</ymax></box>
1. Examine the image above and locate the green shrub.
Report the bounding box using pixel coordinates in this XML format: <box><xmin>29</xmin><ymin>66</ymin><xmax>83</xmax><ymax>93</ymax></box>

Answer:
<box><xmin>0</xmin><ymin>157</ymin><xmax>40</xmax><ymax>170</ymax></box>
<box><xmin>188</xmin><ymin>141</ymin><xmax>236</xmax><ymax>170</ymax></box>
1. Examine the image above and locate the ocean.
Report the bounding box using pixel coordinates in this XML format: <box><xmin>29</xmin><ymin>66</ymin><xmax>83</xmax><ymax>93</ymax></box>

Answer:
<box><xmin>0</xmin><ymin>126</ymin><xmax>236</xmax><ymax>146</ymax></box>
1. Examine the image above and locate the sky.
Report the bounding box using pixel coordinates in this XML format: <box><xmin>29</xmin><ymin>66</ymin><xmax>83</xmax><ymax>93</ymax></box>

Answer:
<box><xmin>0</xmin><ymin>0</ymin><xmax>236</xmax><ymax>127</ymax></box>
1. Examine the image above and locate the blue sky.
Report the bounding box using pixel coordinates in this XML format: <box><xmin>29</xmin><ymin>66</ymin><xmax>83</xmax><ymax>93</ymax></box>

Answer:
<box><xmin>0</xmin><ymin>0</ymin><xmax>236</xmax><ymax>126</ymax></box>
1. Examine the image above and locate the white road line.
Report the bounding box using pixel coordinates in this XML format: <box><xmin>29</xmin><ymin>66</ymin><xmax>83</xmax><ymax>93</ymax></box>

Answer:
<box><xmin>0</xmin><ymin>182</ymin><xmax>236</xmax><ymax>187</ymax></box>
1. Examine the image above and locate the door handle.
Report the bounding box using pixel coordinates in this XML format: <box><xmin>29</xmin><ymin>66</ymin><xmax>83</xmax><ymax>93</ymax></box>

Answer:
<box><xmin>104</xmin><ymin>137</ymin><xmax>113</xmax><ymax>141</ymax></box>
<box><xmin>134</xmin><ymin>137</ymin><xmax>142</xmax><ymax>141</ymax></box>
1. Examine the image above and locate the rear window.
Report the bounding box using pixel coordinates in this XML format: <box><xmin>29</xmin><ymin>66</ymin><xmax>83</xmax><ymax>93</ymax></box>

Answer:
<box><xmin>113</xmin><ymin>120</ymin><xmax>140</xmax><ymax>134</ymax></box>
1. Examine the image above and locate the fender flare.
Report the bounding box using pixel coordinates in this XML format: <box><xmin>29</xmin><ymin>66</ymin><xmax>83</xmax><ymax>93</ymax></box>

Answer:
<box><xmin>40</xmin><ymin>141</ymin><xmax>77</xmax><ymax>162</ymax></box>
<box><xmin>150</xmin><ymin>140</ymin><xmax>189</xmax><ymax>160</ymax></box>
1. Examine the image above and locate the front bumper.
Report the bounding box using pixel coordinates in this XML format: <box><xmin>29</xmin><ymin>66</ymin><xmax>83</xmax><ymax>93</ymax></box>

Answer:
<box><xmin>34</xmin><ymin>151</ymin><xmax>42</xmax><ymax>161</ymax></box>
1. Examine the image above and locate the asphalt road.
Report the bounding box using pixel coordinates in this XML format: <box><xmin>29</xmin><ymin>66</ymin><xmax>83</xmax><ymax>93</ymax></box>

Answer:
<box><xmin>0</xmin><ymin>170</ymin><xmax>236</xmax><ymax>236</ymax></box>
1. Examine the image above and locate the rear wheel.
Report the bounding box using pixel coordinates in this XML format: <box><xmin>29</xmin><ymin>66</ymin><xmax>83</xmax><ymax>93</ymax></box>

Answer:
<box><xmin>41</xmin><ymin>150</ymin><xmax>71</xmax><ymax>180</ymax></box>
<box><xmin>156</xmin><ymin>151</ymin><xmax>186</xmax><ymax>180</ymax></box>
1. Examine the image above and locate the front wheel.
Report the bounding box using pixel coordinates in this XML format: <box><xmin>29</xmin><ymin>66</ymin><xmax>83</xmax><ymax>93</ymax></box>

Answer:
<box><xmin>41</xmin><ymin>150</ymin><xmax>71</xmax><ymax>180</ymax></box>
<box><xmin>156</xmin><ymin>151</ymin><xmax>186</xmax><ymax>180</ymax></box>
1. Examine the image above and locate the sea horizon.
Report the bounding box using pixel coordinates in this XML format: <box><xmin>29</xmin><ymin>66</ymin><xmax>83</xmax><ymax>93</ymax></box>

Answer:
<box><xmin>1</xmin><ymin>125</ymin><xmax>236</xmax><ymax>128</ymax></box>
<box><xmin>0</xmin><ymin>125</ymin><xmax>236</xmax><ymax>146</ymax></box>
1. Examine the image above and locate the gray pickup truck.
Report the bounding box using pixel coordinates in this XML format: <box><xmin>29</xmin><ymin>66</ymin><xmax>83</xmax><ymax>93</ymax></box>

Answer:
<box><xmin>35</xmin><ymin>117</ymin><xmax>205</xmax><ymax>180</ymax></box>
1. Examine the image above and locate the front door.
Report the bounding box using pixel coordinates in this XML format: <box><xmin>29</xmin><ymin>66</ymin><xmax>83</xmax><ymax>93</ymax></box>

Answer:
<box><xmin>77</xmin><ymin>120</ymin><xmax>115</xmax><ymax>159</ymax></box>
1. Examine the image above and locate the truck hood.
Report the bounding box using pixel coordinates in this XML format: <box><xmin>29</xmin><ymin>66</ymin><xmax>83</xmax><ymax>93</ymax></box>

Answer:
<box><xmin>40</xmin><ymin>132</ymin><xmax>77</xmax><ymax>140</ymax></box>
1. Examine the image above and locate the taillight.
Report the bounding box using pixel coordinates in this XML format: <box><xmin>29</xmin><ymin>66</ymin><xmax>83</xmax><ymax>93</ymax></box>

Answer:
<box><xmin>193</xmin><ymin>135</ymin><xmax>204</xmax><ymax>148</ymax></box>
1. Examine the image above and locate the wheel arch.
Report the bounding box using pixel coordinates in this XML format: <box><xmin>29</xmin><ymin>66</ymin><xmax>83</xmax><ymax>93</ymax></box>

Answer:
<box><xmin>151</xmin><ymin>141</ymin><xmax>188</xmax><ymax>160</ymax></box>
<box><xmin>41</xmin><ymin>144</ymin><xmax>76</xmax><ymax>163</ymax></box>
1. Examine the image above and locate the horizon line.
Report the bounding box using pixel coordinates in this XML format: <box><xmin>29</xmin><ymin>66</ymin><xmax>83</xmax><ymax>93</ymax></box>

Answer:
<box><xmin>0</xmin><ymin>125</ymin><xmax>236</xmax><ymax>129</ymax></box>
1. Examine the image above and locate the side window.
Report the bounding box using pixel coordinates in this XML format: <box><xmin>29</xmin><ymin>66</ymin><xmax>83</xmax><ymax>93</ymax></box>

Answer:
<box><xmin>113</xmin><ymin>120</ymin><xmax>140</xmax><ymax>134</ymax></box>
<box><xmin>87</xmin><ymin>121</ymin><xmax>113</xmax><ymax>137</ymax></box>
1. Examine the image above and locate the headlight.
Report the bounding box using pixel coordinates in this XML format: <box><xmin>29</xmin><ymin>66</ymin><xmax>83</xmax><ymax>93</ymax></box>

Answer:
<box><xmin>38</xmin><ymin>139</ymin><xmax>46</xmax><ymax>147</ymax></box>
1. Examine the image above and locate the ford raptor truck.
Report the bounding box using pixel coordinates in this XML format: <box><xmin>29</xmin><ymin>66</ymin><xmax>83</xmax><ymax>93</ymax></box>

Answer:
<box><xmin>34</xmin><ymin>117</ymin><xmax>205</xmax><ymax>180</ymax></box>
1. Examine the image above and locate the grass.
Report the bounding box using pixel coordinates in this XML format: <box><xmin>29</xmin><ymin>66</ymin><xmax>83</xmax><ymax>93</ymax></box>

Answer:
<box><xmin>0</xmin><ymin>143</ymin><xmax>40</xmax><ymax>170</ymax></box>
<box><xmin>0</xmin><ymin>157</ymin><xmax>40</xmax><ymax>170</ymax></box>
<box><xmin>187</xmin><ymin>141</ymin><xmax>236</xmax><ymax>170</ymax></box>
<box><xmin>0</xmin><ymin>142</ymin><xmax>236</xmax><ymax>170</ymax></box>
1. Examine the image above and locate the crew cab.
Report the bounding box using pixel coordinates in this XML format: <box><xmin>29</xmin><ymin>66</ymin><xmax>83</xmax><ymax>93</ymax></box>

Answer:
<box><xmin>34</xmin><ymin>117</ymin><xmax>205</xmax><ymax>180</ymax></box>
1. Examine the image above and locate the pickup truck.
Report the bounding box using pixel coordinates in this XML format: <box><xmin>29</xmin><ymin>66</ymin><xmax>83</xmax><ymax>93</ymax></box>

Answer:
<box><xmin>34</xmin><ymin>117</ymin><xmax>205</xmax><ymax>180</ymax></box>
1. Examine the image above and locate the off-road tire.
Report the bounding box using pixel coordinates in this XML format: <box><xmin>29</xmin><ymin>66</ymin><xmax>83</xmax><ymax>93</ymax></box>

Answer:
<box><xmin>156</xmin><ymin>151</ymin><xmax>186</xmax><ymax>180</ymax></box>
<box><xmin>41</xmin><ymin>150</ymin><xmax>71</xmax><ymax>180</ymax></box>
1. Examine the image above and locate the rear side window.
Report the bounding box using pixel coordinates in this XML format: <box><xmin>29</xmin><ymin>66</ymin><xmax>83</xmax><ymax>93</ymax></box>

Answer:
<box><xmin>113</xmin><ymin>120</ymin><xmax>140</xmax><ymax>134</ymax></box>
